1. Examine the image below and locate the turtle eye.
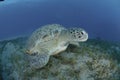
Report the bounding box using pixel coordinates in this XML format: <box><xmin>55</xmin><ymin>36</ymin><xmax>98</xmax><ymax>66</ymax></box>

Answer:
<box><xmin>81</xmin><ymin>31</ymin><xmax>84</xmax><ymax>35</ymax></box>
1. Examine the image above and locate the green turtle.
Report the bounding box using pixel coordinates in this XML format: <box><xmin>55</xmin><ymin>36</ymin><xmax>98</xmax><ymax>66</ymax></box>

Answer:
<box><xmin>25</xmin><ymin>24</ymin><xmax>88</xmax><ymax>70</ymax></box>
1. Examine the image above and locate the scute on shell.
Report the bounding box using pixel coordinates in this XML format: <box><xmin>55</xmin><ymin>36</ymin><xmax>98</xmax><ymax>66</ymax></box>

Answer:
<box><xmin>26</xmin><ymin>24</ymin><xmax>66</xmax><ymax>50</ymax></box>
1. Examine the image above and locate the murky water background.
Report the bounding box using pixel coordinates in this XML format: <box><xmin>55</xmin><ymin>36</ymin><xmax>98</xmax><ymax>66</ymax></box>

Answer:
<box><xmin>0</xmin><ymin>0</ymin><xmax>120</xmax><ymax>42</ymax></box>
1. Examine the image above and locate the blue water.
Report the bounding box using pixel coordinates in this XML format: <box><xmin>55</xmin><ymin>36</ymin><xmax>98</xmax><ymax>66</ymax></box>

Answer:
<box><xmin>0</xmin><ymin>0</ymin><xmax>120</xmax><ymax>42</ymax></box>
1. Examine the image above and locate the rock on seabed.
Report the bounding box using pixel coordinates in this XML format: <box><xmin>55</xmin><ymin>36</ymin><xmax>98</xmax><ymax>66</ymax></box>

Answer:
<box><xmin>0</xmin><ymin>37</ymin><xmax>120</xmax><ymax>80</ymax></box>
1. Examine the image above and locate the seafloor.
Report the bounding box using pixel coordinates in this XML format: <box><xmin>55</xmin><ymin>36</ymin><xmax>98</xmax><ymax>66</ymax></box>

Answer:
<box><xmin>0</xmin><ymin>37</ymin><xmax>120</xmax><ymax>80</ymax></box>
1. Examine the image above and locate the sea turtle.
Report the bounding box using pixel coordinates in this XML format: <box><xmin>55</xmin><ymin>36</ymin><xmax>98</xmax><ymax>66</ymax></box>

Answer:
<box><xmin>25</xmin><ymin>24</ymin><xmax>88</xmax><ymax>70</ymax></box>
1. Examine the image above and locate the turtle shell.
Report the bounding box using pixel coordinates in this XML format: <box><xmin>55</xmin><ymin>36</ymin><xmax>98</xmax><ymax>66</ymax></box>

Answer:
<box><xmin>26</xmin><ymin>24</ymin><xmax>66</xmax><ymax>50</ymax></box>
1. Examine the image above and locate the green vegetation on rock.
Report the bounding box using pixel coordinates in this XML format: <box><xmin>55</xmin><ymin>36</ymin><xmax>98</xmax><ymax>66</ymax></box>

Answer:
<box><xmin>0</xmin><ymin>37</ymin><xmax>120</xmax><ymax>80</ymax></box>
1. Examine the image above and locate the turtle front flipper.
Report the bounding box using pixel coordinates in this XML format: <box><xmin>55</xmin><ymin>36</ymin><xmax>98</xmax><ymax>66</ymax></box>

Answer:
<box><xmin>69</xmin><ymin>41</ymin><xmax>80</xmax><ymax>47</ymax></box>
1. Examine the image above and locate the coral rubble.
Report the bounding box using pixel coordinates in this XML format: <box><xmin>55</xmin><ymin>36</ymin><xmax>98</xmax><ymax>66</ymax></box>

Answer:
<box><xmin>0</xmin><ymin>37</ymin><xmax>120</xmax><ymax>80</ymax></box>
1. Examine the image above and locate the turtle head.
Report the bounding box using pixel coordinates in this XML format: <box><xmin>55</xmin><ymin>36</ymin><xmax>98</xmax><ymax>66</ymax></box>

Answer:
<box><xmin>68</xmin><ymin>28</ymin><xmax>88</xmax><ymax>42</ymax></box>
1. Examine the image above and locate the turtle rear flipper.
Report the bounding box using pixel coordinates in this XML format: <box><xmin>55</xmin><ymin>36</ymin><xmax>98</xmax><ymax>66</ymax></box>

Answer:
<box><xmin>29</xmin><ymin>53</ymin><xmax>50</xmax><ymax>69</ymax></box>
<box><xmin>24</xmin><ymin>51</ymin><xmax>50</xmax><ymax>73</ymax></box>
